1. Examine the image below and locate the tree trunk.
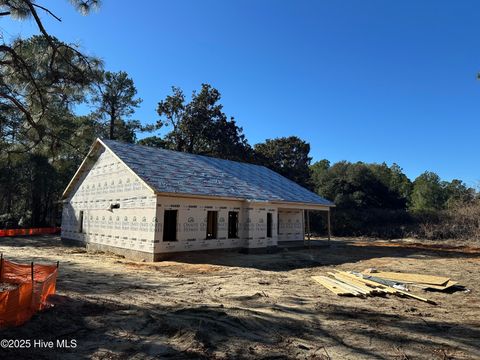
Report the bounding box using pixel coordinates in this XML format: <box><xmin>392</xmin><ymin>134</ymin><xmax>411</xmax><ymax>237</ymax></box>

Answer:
<box><xmin>5</xmin><ymin>154</ymin><xmax>12</xmax><ymax>214</ymax></box>
<box><xmin>109</xmin><ymin>108</ymin><xmax>116</xmax><ymax>140</ymax></box>
<box><xmin>109</xmin><ymin>116</ymin><xmax>115</xmax><ymax>140</ymax></box>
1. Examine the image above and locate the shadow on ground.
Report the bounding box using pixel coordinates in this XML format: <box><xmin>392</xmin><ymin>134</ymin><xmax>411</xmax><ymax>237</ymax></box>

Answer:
<box><xmin>154</xmin><ymin>239</ymin><xmax>480</xmax><ymax>271</ymax></box>
<box><xmin>1</xmin><ymin>235</ymin><xmax>479</xmax><ymax>272</ymax></box>
<box><xmin>1</xmin><ymin>295</ymin><xmax>478</xmax><ymax>359</ymax></box>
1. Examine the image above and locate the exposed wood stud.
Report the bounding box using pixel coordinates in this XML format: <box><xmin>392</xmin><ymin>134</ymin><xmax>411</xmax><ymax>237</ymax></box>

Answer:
<box><xmin>306</xmin><ymin>210</ymin><xmax>311</xmax><ymax>248</ymax></box>
<box><xmin>327</xmin><ymin>208</ymin><xmax>331</xmax><ymax>241</ymax></box>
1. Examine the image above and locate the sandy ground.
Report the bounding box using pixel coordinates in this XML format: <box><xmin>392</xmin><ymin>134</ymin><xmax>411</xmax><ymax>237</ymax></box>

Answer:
<box><xmin>0</xmin><ymin>236</ymin><xmax>479</xmax><ymax>360</ymax></box>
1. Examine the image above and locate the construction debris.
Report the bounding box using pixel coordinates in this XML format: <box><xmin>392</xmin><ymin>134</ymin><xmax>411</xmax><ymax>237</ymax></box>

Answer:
<box><xmin>356</xmin><ymin>272</ymin><xmax>409</xmax><ymax>291</ymax></box>
<box><xmin>312</xmin><ymin>270</ymin><xmax>465</xmax><ymax>305</ymax></box>
<box><xmin>363</xmin><ymin>270</ymin><xmax>450</xmax><ymax>286</ymax></box>
<box><xmin>411</xmin><ymin>280</ymin><xmax>458</xmax><ymax>291</ymax></box>
<box><xmin>312</xmin><ymin>276</ymin><xmax>362</xmax><ymax>296</ymax></box>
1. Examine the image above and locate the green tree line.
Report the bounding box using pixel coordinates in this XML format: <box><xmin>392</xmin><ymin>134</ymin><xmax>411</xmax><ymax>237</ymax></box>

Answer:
<box><xmin>310</xmin><ymin>162</ymin><xmax>477</xmax><ymax>237</ymax></box>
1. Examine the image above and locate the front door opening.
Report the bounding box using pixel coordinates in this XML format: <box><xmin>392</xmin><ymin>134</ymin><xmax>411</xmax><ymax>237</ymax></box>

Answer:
<box><xmin>267</xmin><ymin>212</ymin><xmax>273</xmax><ymax>238</ymax></box>
<box><xmin>228</xmin><ymin>211</ymin><xmax>239</xmax><ymax>238</ymax></box>
<box><xmin>206</xmin><ymin>211</ymin><xmax>218</xmax><ymax>239</ymax></box>
<box><xmin>78</xmin><ymin>211</ymin><xmax>84</xmax><ymax>233</ymax></box>
<box><xmin>163</xmin><ymin>210</ymin><xmax>178</xmax><ymax>241</ymax></box>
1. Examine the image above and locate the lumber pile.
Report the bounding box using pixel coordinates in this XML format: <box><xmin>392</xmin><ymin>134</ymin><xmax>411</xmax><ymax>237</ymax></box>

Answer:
<box><xmin>312</xmin><ymin>270</ymin><xmax>464</xmax><ymax>305</ymax></box>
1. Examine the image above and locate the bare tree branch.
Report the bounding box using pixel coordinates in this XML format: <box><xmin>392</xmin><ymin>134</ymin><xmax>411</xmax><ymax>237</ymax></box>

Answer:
<box><xmin>32</xmin><ymin>3</ymin><xmax>61</xmax><ymax>22</ymax></box>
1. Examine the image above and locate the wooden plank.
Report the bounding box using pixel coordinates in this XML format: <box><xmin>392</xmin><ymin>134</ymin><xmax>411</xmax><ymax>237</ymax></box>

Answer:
<box><xmin>364</xmin><ymin>271</ymin><xmax>450</xmax><ymax>286</ymax></box>
<box><xmin>322</xmin><ymin>277</ymin><xmax>364</xmax><ymax>296</ymax></box>
<box><xmin>337</xmin><ymin>271</ymin><xmax>397</xmax><ymax>294</ymax></box>
<box><xmin>312</xmin><ymin>276</ymin><xmax>353</xmax><ymax>295</ymax></box>
<box><xmin>311</xmin><ymin>276</ymin><xmax>358</xmax><ymax>296</ymax></box>
<box><xmin>412</xmin><ymin>280</ymin><xmax>458</xmax><ymax>291</ymax></box>
<box><xmin>313</xmin><ymin>271</ymin><xmax>437</xmax><ymax>304</ymax></box>
<box><xmin>359</xmin><ymin>275</ymin><xmax>437</xmax><ymax>304</ymax></box>
<box><xmin>394</xmin><ymin>288</ymin><xmax>437</xmax><ymax>305</ymax></box>
<box><xmin>329</xmin><ymin>272</ymin><xmax>371</xmax><ymax>288</ymax></box>
<box><xmin>327</xmin><ymin>275</ymin><xmax>371</xmax><ymax>295</ymax></box>
<box><xmin>362</xmin><ymin>274</ymin><xmax>409</xmax><ymax>291</ymax></box>
<box><xmin>336</xmin><ymin>271</ymin><xmax>385</xmax><ymax>287</ymax></box>
<box><xmin>326</xmin><ymin>277</ymin><xmax>367</xmax><ymax>296</ymax></box>
<box><xmin>312</xmin><ymin>276</ymin><xmax>349</xmax><ymax>295</ymax></box>
<box><xmin>328</xmin><ymin>272</ymin><xmax>376</xmax><ymax>294</ymax></box>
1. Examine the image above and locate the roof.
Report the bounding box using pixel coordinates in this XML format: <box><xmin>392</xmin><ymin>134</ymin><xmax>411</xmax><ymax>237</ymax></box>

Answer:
<box><xmin>67</xmin><ymin>139</ymin><xmax>334</xmax><ymax>207</ymax></box>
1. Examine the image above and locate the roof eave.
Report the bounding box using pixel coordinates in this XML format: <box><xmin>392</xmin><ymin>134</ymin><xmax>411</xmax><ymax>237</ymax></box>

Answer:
<box><xmin>155</xmin><ymin>191</ymin><xmax>334</xmax><ymax>209</ymax></box>
<box><xmin>269</xmin><ymin>200</ymin><xmax>335</xmax><ymax>210</ymax></box>
<box><xmin>61</xmin><ymin>139</ymin><xmax>102</xmax><ymax>200</ymax></box>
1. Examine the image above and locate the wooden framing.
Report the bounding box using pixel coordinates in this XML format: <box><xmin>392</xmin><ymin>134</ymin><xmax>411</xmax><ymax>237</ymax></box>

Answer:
<box><xmin>327</xmin><ymin>208</ymin><xmax>331</xmax><ymax>241</ymax></box>
<box><xmin>302</xmin><ymin>208</ymin><xmax>333</xmax><ymax>243</ymax></box>
<box><xmin>306</xmin><ymin>210</ymin><xmax>311</xmax><ymax>248</ymax></box>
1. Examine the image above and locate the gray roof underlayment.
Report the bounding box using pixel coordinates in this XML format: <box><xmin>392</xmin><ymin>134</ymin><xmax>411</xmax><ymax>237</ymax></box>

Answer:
<box><xmin>100</xmin><ymin>139</ymin><xmax>334</xmax><ymax>207</ymax></box>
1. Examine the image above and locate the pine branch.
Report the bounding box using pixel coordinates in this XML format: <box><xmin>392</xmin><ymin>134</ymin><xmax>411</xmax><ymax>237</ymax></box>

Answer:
<box><xmin>32</xmin><ymin>3</ymin><xmax>61</xmax><ymax>22</ymax></box>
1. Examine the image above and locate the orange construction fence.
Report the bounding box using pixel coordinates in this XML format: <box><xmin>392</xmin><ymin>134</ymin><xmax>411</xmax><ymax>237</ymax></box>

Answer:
<box><xmin>0</xmin><ymin>227</ymin><xmax>61</xmax><ymax>237</ymax></box>
<box><xmin>0</xmin><ymin>255</ymin><xmax>58</xmax><ymax>327</ymax></box>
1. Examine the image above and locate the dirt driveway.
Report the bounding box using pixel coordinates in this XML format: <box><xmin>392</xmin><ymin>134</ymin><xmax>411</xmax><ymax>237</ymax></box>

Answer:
<box><xmin>0</xmin><ymin>236</ymin><xmax>479</xmax><ymax>359</ymax></box>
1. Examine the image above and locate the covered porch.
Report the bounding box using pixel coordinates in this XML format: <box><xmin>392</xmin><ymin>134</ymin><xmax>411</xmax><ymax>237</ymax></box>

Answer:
<box><xmin>275</xmin><ymin>202</ymin><xmax>334</xmax><ymax>248</ymax></box>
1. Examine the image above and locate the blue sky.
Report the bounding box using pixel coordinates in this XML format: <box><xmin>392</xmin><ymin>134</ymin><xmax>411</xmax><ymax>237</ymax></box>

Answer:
<box><xmin>3</xmin><ymin>1</ymin><xmax>479</xmax><ymax>186</ymax></box>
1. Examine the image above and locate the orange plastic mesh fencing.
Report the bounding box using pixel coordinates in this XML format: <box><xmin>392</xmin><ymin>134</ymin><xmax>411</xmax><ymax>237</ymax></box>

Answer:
<box><xmin>0</xmin><ymin>227</ymin><xmax>61</xmax><ymax>237</ymax></box>
<box><xmin>0</xmin><ymin>258</ymin><xmax>58</xmax><ymax>327</ymax></box>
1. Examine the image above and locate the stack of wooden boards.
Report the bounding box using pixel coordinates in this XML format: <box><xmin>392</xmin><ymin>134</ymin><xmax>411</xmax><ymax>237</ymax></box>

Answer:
<box><xmin>312</xmin><ymin>270</ymin><xmax>461</xmax><ymax>305</ymax></box>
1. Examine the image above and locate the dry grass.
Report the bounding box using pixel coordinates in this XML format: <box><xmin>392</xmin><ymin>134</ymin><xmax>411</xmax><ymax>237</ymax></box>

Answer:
<box><xmin>415</xmin><ymin>200</ymin><xmax>480</xmax><ymax>241</ymax></box>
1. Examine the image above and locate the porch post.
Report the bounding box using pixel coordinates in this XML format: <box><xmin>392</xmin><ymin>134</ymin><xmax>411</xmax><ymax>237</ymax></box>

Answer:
<box><xmin>327</xmin><ymin>208</ymin><xmax>331</xmax><ymax>241</ymax></box>
<box><xmin>306</xmin><ymin>209</ymin><xmax>311</xmax><ymax>248</ymax></box>
<box><xmin>302</xmin><ymin>210</ymin><xmax>305</xmax><ymax>246</ymax></box>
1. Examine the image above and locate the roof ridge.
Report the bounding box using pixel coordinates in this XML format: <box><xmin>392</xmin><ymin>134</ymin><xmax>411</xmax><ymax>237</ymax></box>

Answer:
<box><xmin>101</xmin><ymin>139</ymin><xmax>277</xmax><ymax>201</ymax></box>
<box><xmin>100</xmin><ymin>138</ymin><xmax>268</xmax><ymax>170</ymax></box>
<box><xmin>98</xmin><ymin>138</ymin><xmax>334</xmax><ymax>206</ymax></box>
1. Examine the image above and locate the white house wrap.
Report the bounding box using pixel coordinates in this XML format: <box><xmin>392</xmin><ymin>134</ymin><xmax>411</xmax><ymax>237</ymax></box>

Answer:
<box><xmin>61</xmin><ymin>139</ymin><xmax>334</xmax><ymax>261</ymax></box>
